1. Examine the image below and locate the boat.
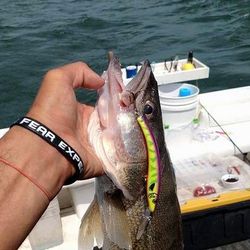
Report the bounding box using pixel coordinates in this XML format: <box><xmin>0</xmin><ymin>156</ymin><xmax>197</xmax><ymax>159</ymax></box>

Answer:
<box><xmin>2</xmin><ymin>57</ymin><xmax>250</xmax><ymax>249</ymax></box>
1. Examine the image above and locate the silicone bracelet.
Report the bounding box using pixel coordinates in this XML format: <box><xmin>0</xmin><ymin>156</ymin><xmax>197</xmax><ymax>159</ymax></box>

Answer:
<box><xmin>11</xmin><ymin>117</ymin><xmax>84</xmax><ymax>185</ymax></box>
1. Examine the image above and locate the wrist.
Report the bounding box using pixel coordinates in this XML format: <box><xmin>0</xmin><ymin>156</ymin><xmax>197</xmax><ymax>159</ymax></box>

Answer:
<box><xmin>11</xmin><ymin>116</ymin><xmax>84</xmax><ymax>184</ymax></box>
<box><xmin>0</xmin><ymin>125</ymin><xmax>72</xmax><ymax>197</ymax></box>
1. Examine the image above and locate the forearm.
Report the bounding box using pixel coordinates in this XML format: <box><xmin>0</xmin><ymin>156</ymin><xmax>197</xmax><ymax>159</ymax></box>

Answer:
<box><xmin>0</xmin><ymin>126</ymin><xmax>72</xmax><ymax>250</ymax></box>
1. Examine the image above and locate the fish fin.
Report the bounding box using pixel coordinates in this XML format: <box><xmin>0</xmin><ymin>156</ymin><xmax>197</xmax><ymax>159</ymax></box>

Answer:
<box><xmin>136</xmin><ymin>209</ymin><xmax>151</xmax><ymax>240</ymax></box>
<box><xmin>78</xmin><ymin>196</ymin><xmax>103</xmax><ymax>250</ymax></box>
<box><xmin>101</xmin><ymin>191</ymin><xmax>132</xmax><ymax>249</ymax></box>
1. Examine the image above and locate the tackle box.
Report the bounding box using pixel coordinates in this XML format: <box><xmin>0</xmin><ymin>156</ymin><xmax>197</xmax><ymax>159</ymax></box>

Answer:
<box><xmin>175</xmin><ymin>155</ymin><xmax>250</xmax><ymax>249</ymax></box>
<box><xmin>182</xmin><ymin>193</ymin><xmax>250</xmax><ymax>249</ymax></box>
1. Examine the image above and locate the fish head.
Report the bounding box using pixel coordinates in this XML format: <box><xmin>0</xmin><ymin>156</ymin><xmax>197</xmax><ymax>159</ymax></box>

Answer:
<box><xmin>121</xmin><ymin>59</ymin><xmax>164</xmax><ymax>145</ymax></box>
<box><xmin>88</xmin><ymin>53</ymin><xmax>164</xmax><ymax>200</ymax></box>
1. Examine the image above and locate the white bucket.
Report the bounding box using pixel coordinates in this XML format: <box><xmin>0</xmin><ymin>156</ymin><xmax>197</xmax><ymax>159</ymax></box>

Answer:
<box><xmin>161</xmin><ymin>101</ymin><xmax>198</xmax><ymax>128</ymax></box>
<box><xmin>158</xmin><ymin>83</ymin><xmax>199</xmax><ymax>106</ymax></box>
<box><xmin>159</xmin><ymin>83</ymin><xmax>199</xmax><ymax>128</ymax></box>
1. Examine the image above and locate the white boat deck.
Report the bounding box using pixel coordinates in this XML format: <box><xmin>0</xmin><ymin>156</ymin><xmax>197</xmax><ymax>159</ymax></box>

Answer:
<box><xmin>166</xmin><ymin>86</ymin><xmax>250</xmax><ymax>162</ymax></box>
<box><xmin>1</xmin><ymin>86</ymin><xmax>250</xmax><ymax>249</ymax></box>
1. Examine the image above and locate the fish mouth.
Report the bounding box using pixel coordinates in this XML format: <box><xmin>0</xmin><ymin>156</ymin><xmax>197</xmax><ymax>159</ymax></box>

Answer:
<box><xmin>106</xmin><ymin>51</ymin><xmax>152</xmax><ymax>111</ymax></box>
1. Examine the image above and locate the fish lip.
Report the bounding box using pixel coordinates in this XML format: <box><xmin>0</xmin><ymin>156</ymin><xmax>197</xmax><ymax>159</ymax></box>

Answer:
<box><xmin>105</xmin><ymin>52</ymin><xmax>125</xmax><ymax>96</ymax></box>
<box><xmin>108</xmin><ymin>54</ymin><xmax>122</xmax><ymax>75</ymax></box>
<box><xmin>125</xmin><ymin>60</ymin><xmax>152</xmax><ymax>95</ymax></box>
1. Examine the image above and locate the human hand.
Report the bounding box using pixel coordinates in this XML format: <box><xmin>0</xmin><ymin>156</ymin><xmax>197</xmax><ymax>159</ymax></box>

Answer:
<box><xmin>27</xmin><ymin>62</ymin><xmax>105</xmax><ymax>180</ymax></box>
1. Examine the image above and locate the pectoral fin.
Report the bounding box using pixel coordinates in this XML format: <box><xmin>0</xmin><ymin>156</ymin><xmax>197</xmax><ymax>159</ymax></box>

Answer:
<box><xmin>78</xmin><ymin>196</ymin><xmax>103</xmax><ymax>250</ymax></box>
<box><xmin>99</xmin><ymin>189</ymin><xmax>132</xmax><ymax>250</ymax></box>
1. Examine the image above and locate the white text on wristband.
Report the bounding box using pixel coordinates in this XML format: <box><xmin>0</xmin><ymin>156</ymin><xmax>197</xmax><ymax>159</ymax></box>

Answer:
<box><xmin>11</xmin><ymin>117</ymin><xmax>84</xmax><ymax>185</ymax></box>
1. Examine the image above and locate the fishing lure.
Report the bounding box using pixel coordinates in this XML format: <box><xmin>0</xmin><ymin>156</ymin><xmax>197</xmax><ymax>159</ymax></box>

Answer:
<box><xmin>137</xmin><ymin>115</ymin><xmax>161</xmax><ymax>213</ymax></box>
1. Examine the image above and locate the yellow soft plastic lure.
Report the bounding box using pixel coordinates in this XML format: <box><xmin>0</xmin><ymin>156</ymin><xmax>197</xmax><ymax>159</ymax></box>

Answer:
<box><xmin>137</xmin><ymin>115</ymin><xmax>161</xmax><ymax>213</ymax></box>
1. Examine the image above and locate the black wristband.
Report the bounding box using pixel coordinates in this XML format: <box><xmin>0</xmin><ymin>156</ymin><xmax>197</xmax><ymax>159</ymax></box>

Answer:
<box><xmin>11</xmin><ymin>117</ymin><xmax>84</xmax><ymax>185</ymax></box>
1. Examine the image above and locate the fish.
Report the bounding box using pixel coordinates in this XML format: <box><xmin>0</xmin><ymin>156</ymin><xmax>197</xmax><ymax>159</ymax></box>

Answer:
<box><xmin>78</xmin><ymin>52</ymin><xmax>183</xmax><ymax>250</ymax></box>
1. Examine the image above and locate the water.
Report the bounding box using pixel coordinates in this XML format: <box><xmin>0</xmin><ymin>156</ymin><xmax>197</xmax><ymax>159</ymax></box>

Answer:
<box><xmin>1</xmin><ymin>0</ymin><xmax>250</xmax><ymax>128</ymax></box>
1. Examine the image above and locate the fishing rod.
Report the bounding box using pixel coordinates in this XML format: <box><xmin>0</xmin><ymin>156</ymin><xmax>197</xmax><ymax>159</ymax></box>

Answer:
<box><xmin>199</xmin><ymin>102</ymin><xmax>246</xmax><ymax>159</ymax></box>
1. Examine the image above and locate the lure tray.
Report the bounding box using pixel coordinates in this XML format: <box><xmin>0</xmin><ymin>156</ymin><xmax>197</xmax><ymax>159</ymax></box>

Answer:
<box><xmin>122</xmin><ymin>58</ymin><xmax>210</xmax><ymax>85</ymax></box>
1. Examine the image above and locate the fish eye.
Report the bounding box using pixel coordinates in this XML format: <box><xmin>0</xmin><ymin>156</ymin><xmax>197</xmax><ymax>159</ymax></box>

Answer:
<box><xmin>143</xmin><ymin>103</ymin><xmax>154</xmax><ymax>115</ymax></box>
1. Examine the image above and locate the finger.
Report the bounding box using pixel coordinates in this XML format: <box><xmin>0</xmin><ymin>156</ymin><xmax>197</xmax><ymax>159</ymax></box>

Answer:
<box><xmin>45</xmin><ymin>61</ymin><xmax>104</xmax><ymax>90</ymax></box>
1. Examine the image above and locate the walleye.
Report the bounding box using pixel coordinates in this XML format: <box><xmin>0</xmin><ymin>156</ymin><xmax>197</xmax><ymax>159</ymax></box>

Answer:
<box><xmin>79</xmin><ymin>53</ymin><xmax>183</xmax><ymax>250</ymax></box>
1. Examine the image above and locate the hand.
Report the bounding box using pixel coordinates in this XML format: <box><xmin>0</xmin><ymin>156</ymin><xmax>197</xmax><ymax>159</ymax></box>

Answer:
<box><xmin>27</xmin><ymin>62</ymin><xmax>105</xmax><ymax>179</ymax></box>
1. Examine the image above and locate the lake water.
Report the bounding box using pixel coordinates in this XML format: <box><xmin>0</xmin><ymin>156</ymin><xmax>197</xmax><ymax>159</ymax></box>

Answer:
<box><xmin>1</xmin><ymin>0</ymin><xmax>250</xmax><ymax>127</ymax></box>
